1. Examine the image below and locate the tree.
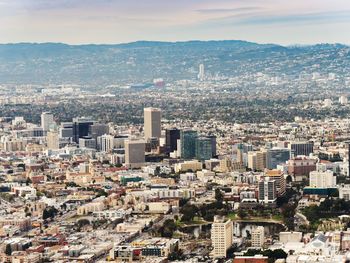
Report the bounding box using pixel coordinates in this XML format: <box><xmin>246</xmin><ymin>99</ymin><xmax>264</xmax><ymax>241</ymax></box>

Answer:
<box><xmin>160</xmin><ymin>219</ymin><xmax>177</xmax><ymax>238</ymax></box>
<box><xmin>43</xmin><ymin>206</ymin><xmax>58</xmax><ymax>220</ymax></box>
<box><xmin>5</xmin><ymin>244</ymin><xmax>12</xmax><ymax>256</ymax></box>
<box><xmin>215</xmin><ymin>188</ymin><xmax>224</xmax><ymax>204</ymax></box>
<box><xmin>180</xmin><ymin>204</ymin><xmax>198</xmax><ymax>222</ymax></box>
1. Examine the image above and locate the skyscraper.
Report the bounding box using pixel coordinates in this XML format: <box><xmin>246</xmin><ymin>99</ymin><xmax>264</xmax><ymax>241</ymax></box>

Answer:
<box><xmin>41</xmin><ymin>112</ymin><xmax>55</xmax><ymax>131</ymax></box>
<box><xmin>195</xmin><ymin>137</ymin><xmax>212</xmax><ymax>161</ymax></box>
<box><xmin>144</xmin><ymin>107</ymin><xmax>161</xmax><ymax>141</ymax></box>
<box><xmin>165</xmin><ymin>128</ymin><xmax>180</xmax><ymax>153</ymax></box>
<box><xmin>206</xmin><ymin>135</ymin><xmax>217</xmax><ymax>157</ymax></box>
<box><xmin>198</xmin><ymin>64</ymin><xmax>205</xmax><ymax>81</ymax></box>
<box><xmin>72</xmin><ymin>117</ymin><xmax>95</xmax><ymax>143</ymax></box>
<box><xmin>180</xmin><ymin>130</ymin><xmax>197</xmax><ymax>159</ymax></box>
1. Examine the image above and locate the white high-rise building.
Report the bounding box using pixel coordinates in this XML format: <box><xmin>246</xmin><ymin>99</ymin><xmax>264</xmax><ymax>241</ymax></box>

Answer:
<box><xmin>211</xmin><ymin>216</ymin><xmax>233</xmax><ymax>258</ymax></box>
<box><xmin>309</xmin><ymin>170</ymin><xmax>336</xmax><ymax>188</ymax></box>
<box><xmin>198</xmin><ymin>64</ymin><xmax>205</xmax><ymax>81</ymax></box>
<box><xmin>251</xmin><ymin>226</ymin><xmax>265</xmax><ymax>248</ymax></box>
<box><xmin>97</xmin><ymin>134</ymin><xmax>114</xmax><ymax>152</ymax></box>
<box><xmin>41</xmin><ymin>112</ymin><xmax>55</xmax><ymax>131</ymax></box>
<box><xmin>324</xmin><ymin>99</ymin><xmax>332</xmax><ymax>107</ymax></box>
<box><xmin>340</xmin><ymin>95</ymin><xmax>348</xmax><ymax>105</ymax></box>
<box><xmin>124</xmin><ymin>139</ymin><xmax>145</xmax><ymax>169</ymax></box>
<box><xmin>144</xmin><ymin>107</ymin><xmax>161</xmax><ymax>141</ymax></box>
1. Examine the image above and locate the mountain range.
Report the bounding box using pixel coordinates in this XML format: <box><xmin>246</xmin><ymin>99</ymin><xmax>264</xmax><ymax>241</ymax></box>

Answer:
<box><xmin>0</xmin><ymin>40</ymin><xmax>349</xmax><ymax>87</ymax></box>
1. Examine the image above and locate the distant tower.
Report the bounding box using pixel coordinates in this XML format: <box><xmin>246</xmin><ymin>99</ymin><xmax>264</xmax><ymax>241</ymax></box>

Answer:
<box><xmin>41</xmin><ymin>112</ymin><xmax>54</xmax><ymax>131</ymax></box>
<box><xmin>340</xmin><ymin>95</ymin><xmax>348</xmax><ymax>105</ymax></box>
<box><xmin>198</xmin><ymin>64</ymin><xmax>205</xmax><ymax>81</ymax></box>
<box><xmin>144</xmin><ymin>107</ymin><xmax>161</xmax><ymax>141</ymax></box>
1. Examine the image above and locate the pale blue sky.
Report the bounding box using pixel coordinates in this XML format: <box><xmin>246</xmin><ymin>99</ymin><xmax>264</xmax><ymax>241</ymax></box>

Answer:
<box><xmin>1</xmin><ymin>0</ymin><xmax>350</xmax><ymax>45</ymax></box>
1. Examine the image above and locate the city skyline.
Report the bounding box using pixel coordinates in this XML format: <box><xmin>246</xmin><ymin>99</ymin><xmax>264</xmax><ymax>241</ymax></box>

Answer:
<box><xmin>1</xmin><ymin>0</ymin><xmax>350</xmax><ymax>45</ymax></box>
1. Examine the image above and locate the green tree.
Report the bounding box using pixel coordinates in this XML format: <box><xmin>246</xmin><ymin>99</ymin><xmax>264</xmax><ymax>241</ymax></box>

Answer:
<box><xmin>5</xmin><ymin>244</ymin><xmax>12</xmax><ymax>256</ymax></box>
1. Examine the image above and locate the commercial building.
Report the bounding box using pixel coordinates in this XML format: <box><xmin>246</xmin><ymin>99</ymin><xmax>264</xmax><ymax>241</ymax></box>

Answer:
<box><xmin>72</xmin><ymin>117</ymin><xmax>95</xmax><ymax>143</ymax></box>
<box><xmin>125</xmin><ymin>139</ymin><xmax>145</xmax><ymax>169</ymax></box>
<box><xmin>180</xmin><ymin>130</ymin><xmax>197</xmax><ymax>159</ymax></box>
<box><xmin>195</xmin><ymin>137</ymin><xmax>212</xmax><ymax>161</ymax></box>
<box><xmin>41</xmin><ymin>112</ymin><xmax>55</xmax><ymax>131</ymax></box>
<box><xmin>144</xmin><ymin>107</ymin><xmax>161</xmax><ymax>141</ymax></box>
<box><xmin>289</xmin><ymin>141</ymin><xmax>314</xmax><ymax>156</ymax></box>
<box><xmin>211</xmin><ymin>216</ymin><xmax>233</xmax><ymax>258</ymax></box>
<box><xmin>266</xmin><ymin>148</ymin><xmax>291</xmax><ymax>169</ymax></box>
<box><xmin>165</xmin><ymin>128</ymin><xmax>180</xmax><ymax>153</ymax></box>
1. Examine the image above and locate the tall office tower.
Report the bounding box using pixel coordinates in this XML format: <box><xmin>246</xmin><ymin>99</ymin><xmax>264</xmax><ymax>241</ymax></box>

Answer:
<box><xmin>165</xmin><ymin>128</ymin><xmax>180</xmax><ymax>153</ymax></box>
<box><xmin>180</xmin><ymin>130</ymin><xmax>198</xmax><ymax>159</ymax></box>
<box><xmin>258</xmin><ymin>178</ymin><xmax>277</xmax><ymax>204</ymax></box>
<box><xmin>198</xmin><ymin>64</ymin><xmax>205</xmax><ymax>81</ymax></box>
<box><xmin>195</xmin><ymin>137</ymin><xmax>213</xmax><ymax>161</ymax></box>
<box><xmin>211</xmin><ymin>216</ymin><xmax>233</xmax><ymax>258</ymax></box>
<box><xmin>124</xmin><ymin>139</ymin><xmax>145</xmax><ymax>169</ymax></box>
<box><xmin>251</xmin><ymin>226</ymin><xmax>265</xmax><ymax>248</ymax></box>
<box><xmin>91</xmin><ymin>123</ymin><xmax>109</xmax><ymax>140</ymax></box>
<box><xmin>144</xmin><ymin>107</ymin><xmax>161</xmax><ymax>141</ymax></box>
<box><xmin>206</xmin><ymin>135</ymin><xmax>217</xmax><ymax>157</ymax></box>
<box><xmin>97</xmin><ymin>134</ymin><xmax>114</xmax><ymax>152</ymax></box>
<box><xmin>47</xmin><ymin>131</ymin><xmax>59</xmax><ymax>150</ymax></box>
<box><xmin>79</xmin><ymin>137</ymin><xmax>96</xmax><ymax>149</ymax></box>
<box><xmin>72</xmin><ymin>117</ymin><xmax>95</xmax><ymax>143</ymax></box>
<box><xmin>266</xmin><ymin>148</ymin><xmax>291</xmax><ymax>169</ymax></box>
<box><xmin>309</xmin><ymin>170</ymin><xmax>336</xmax><ymax>188</ymax></box>
<box><xmin>288</xmin><ymin>141</ymin><xmax>313</xmax><ymax>156</ymax></box>
<box><xmin>41</xmin><ymin>112</ymin><xmax>55</xmax><ymax>131</ymax></box>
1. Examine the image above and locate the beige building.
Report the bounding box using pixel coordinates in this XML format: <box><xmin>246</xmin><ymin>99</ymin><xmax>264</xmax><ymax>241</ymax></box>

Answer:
<box><xmin>174</xmin><ymin>160</ymin><xmax>202</xmax><ymax>173</ymax></box>
<box><xmin>211</xmin><ymin>216</ymin><xmax>233</xmax><ymax>258</ymax></box>
<box><xmin>47</xmin><ymin>131</ymin><xmax>59</xmax><ymax>150</ymax></box>
<box><xmin>144</xmin><ymin>107</ymin><xmax>161</xmax><ymax>141</ymax></box>
<box><xmin>251</xmin><ymin>226</ymin><xmax>265</xmax><ymax>248</ymax></box>
<box><xmin>125</xmin><ymin>139</ymin><xmax>145</xmax><ymax>169</ymax></box>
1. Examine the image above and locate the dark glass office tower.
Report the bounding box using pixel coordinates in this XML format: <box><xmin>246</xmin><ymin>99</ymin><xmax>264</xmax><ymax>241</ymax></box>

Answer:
<box><xmin>72</xmin><ymin>117</ymin><xmax>95</xmax><ymax>143</ymax></box>
<box><xmin>180</xmin><ymin>130</ymin><xmax>197</xmax><ymax>159</ymax></box>
<box><xmin>165</xmin><ymin>128</ymin><xmax>180</xmax><ymax>153</ymax></box>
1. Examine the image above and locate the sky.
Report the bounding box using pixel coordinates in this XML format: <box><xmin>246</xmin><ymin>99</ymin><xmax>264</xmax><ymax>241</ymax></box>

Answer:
<box><xmin>1</xmin><ymin>0</ymin><xmax>350</xmax><ymax>45</ymax></box>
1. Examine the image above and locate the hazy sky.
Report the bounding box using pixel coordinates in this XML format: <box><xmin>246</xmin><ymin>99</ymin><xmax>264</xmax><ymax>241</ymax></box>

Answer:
<box><xmin>1</xmin><ymin>0</ymin><xmax>350</xmax><ymax>45</ymax></box>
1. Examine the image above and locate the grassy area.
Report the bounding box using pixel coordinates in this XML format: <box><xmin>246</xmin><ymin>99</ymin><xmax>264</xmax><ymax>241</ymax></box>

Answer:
<box><xmin>226</xmin><ymin>212</ymin><xmax>283</xmax><ymax>223</ymax></box>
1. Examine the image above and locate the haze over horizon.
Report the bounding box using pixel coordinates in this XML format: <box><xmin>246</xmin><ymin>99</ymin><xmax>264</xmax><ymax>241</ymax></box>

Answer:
<box><xmin>1</xmin><ymin>0</ymin><xmax>350</xmax><ymax>45</ymax></box>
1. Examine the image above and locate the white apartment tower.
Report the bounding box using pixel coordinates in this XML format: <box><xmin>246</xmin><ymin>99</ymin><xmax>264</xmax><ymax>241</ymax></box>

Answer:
<box><xmin>41</xmin><ymin>112</ymin><xmax>55</xmax><ymax>131</ymax></box>
<box><xmin>251</xmin><ymin>226</ymin><xmax>265</xmax><ymax>248</ymax></box>
<box><xmin>144</xmin><ymin>107</ymin><xmax>161</xmax><ymax>141</ymax></box>
<box><xmin>211</xmin><ymin>216</ymin><xmax>233</xmax><ymax>258</ymax></box>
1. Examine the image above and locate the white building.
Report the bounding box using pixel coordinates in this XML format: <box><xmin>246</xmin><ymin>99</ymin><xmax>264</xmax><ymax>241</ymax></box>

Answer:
<box><xmin>211</xmin><ymin>216</ymin><xmax>233</xmax><ymax>258</ymax></box>
<box><xmin>309</xmin><ymin>170</ymin><xmax>336</xmax><ymax>188</ymax></box>
<box><xmin>97</xmin><ymin>134</ymin><xmax>114</xmax><ymax>152</ymax></box>
<box><xmin>41</xmin><ymin>112</ymin><xmax>55</xmax><ymax>131</ymax></box>
<box><xmin>251</xmin><ymin>226</ymin><xmax>265</xmax><ymax>248</ymax></box>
